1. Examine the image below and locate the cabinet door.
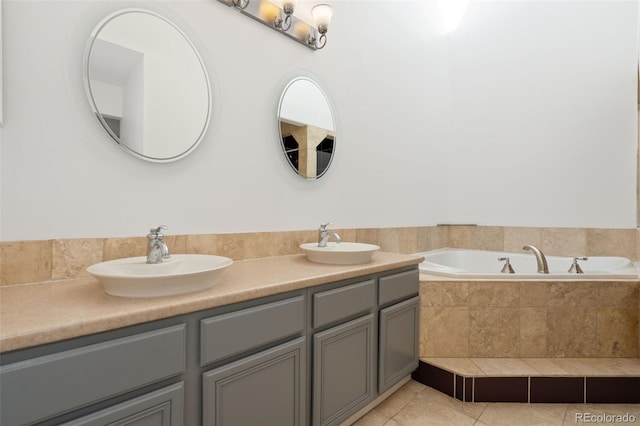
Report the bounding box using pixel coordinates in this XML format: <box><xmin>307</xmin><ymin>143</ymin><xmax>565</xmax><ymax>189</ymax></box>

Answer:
<box><xmin>202</xmin><ymin>337</ymin><xmax>306</xmax><ymax>426</ymax></box>
<box><xmin>63</xmin><ymin>382</ymin><xmax>184</xmax><ymax>426</ymax></box>
<box><xmin>313</xmin><ymin>314</ymin><xmax>376</xmax><ymax>426</ymax></box>
<box><xmin>379</xmin><ymin>296</ymin><xmax>419</xmax><ymax>393</ymax></box>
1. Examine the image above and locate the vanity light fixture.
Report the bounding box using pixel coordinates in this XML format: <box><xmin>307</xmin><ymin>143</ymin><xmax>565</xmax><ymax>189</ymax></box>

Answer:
<box><xmin>274</xmin><ymin>0</ymin><xmax>296</xmax><ymax>31</ymax></box>
<box><xmin>308</xmin><ymin>4</ymin><xmax>332</xmax><ymax>49</ymax></box>
<box><xmin>217</xmin><ymin>0</ymin><xmax>333</xmax><ymax>50</ymax></box>
<box><xmin>232</xmin><ymin>0</ymin><xmax>250</xmax><ymax>10</ymax></box>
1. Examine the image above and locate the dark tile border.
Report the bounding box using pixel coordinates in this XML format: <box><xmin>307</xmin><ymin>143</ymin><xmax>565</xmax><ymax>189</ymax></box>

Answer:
<box><xmin>586</xmin><ymin>377</ymin><xmax>640</xmax><ymax>403</ymax></box>
<box><xmin>455</xmin><ymin>375</ymin><xmax>463</xmax><ymax>401</ymax></box>
<box><xmin>474</xmin><ymin>377</ymin><xmax>529</xmax><ymax>403</ymax></box>
<box><xmin>412</xmin><ymin>361</ymin><xmax>454</xmax><ymax>397</ymax></box>
<box><xmin>530</xmin><ymin>377</ymin><xmax>584</xmax><ymax>403</ymax></box>
<box><xmin>418</xmin><ymin>361</ymin><xmax>640</xmax><ymax>404</ymax></box>
<box><xmin>464</xmin><ymin>377</ymin><xmax>473</xmax><ymax>402</ymax></box>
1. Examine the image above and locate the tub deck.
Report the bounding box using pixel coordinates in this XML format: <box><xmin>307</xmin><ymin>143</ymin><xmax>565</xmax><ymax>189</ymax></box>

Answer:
<box><xmin>417</xmin><ymin>248</ymin><xmax>639</xmax><ymax>280</ymax></box>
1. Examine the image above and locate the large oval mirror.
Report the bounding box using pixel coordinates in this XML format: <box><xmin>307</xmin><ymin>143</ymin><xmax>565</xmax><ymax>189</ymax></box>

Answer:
<box><xmin>84</xmin><ymin>9</ymin><xmax>211</xmax><ymax>162</ymax></box>
<box><xmin>277</xmin><ymin>77</ymin><xmax>336</xmax><ymax>179</ymax></box>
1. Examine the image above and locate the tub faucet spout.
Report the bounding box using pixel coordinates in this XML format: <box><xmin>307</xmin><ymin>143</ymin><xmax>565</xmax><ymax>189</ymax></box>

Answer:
<box><xmin>522</xmin><ymin>245</ymin><xmax>548</xmax><ymax>274</ymax></box>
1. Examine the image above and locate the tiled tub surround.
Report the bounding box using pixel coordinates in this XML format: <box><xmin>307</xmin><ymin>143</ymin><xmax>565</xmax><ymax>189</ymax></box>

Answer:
<box><xmin>419</xmin><ymin>277</ymin><xmax>639</xmax><ymax>358</ymax></box>
<box><xmin>1</xmin><ymin>225</ymin><xmax>637</xmax><ymax>286</ymax></box>
<box><xmin>417</xmin><ymin>273</ymin><xmax>640</xmax><ymax>405</ymax></box>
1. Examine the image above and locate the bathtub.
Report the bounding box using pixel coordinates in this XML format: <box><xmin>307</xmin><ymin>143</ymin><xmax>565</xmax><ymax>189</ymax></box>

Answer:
<box><xmin>417</xmin><ymin>248</ymin><xmax>639</xmax><ymax>279</ymax></box>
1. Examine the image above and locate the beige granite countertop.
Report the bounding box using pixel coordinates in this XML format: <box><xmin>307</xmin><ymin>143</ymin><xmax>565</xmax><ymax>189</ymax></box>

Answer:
<box><xmin>0</xmin><ymin>252</ymin><xmax>423</xmax><ymax>353</ymax></box>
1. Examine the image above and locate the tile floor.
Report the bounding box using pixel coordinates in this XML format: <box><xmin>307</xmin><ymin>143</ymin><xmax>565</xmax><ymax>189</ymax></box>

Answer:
<box><xmin>352</xmin><ymin>380</ymin><xmax>640</xmax><ymax>426</ymax></box>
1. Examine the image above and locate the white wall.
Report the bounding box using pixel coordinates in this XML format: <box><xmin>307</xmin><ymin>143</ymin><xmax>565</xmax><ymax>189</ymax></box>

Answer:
<box><xmin>0</xmin><ymin>0</ymin><xmax>636</xmax><ymax>241</ymax></box>
<box><xmin>0</xmin><ymin>0</ymin><xmax>449</xmax><ymax>240</ymax></box>
<box><xmin>445</xmin><ymin>0</ymin><xmax>638</xmax><ymax>228</ymax></box>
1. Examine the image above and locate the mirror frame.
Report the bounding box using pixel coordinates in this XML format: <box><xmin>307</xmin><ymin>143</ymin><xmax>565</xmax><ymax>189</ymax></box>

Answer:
<box><xmin>276</xmin><ymin>75</ymin><xmax>337</xmax><ymax>180</ymax></box>
<box><xmin>83</xmin><ymin>9</ymin><xmax>212</xmax><ymax>163</ymax></box>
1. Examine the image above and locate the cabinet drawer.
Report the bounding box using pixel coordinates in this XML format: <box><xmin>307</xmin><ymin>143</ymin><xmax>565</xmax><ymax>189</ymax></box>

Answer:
<box><xmin>313</xmin><ymin>280</ymin><xmax>376</xmax><ymax>329</ymax></box>
<box><xmin>378</xmin><ymin>269</ymin><xmax>419</xmax><ymax>306</ymax></box>
<box><xmin>0</xmin><ymin>324</ymin><xmax>186</xmax><ymax>426</ymax></box>
<box><xmin>63</xmin><ymin>382</ymin><xmax>184</xmax><ymax>426</ymax></box>
<box><xmin>200</xmin><ymin>295</ymin><xmax>305</xmax><ymax>366</ymax></box>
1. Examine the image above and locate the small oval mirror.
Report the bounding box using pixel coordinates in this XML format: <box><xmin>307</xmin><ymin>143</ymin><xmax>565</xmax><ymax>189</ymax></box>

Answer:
<box><xmin>84</xmin><ymin>9</ymin><xmax>211</xmax><ymax>162</ymax></box>
<box><xmin>277</xmin><ymin>77</ymin><xmax>336</xmax><ymax>179</ymax></box>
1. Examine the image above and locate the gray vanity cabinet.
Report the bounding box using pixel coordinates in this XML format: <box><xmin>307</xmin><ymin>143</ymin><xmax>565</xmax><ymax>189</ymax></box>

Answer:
<box><xmin>0</xmin><ymin>324</ymin><xmax>186</xmax><ymax>426</ymax></box>
<box><xmin>0</xmin><ymin>265</ymin><xmax>420</xmax><ymax>426</ymax></box>
<box><xmin>378</xmin><ymin>270</ymin><xmax>420</xmax><ymax>393</ymax></box>
<box><xmin>311</xmin><ymin>279</ymin><xmax>377</xmax><ymax>426</ymax></box>
<box><xmin>200</xmin><ymin>295</ymin><xmax>307</xmax><ymax>426</ymax></box>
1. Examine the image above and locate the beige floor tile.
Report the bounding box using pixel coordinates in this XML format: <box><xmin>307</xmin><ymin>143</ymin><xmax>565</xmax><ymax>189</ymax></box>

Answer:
<box><xmin>402</xmin><ymin>379</ymin><xmax>427</xmax><ymax>393</ymax></box>
<box><xmin>472</xmin><ymin>358</ymin><xmax>540</xmax><ymax>376</ymax></box>
<box><xmin>563</xmin><ymin>404</ymin><xmax>640</xmax><ymax>425</ymax></box>
<box><xmin>391</xmin><ymin>392</ymin><xmax>477</xmax><ymax>426</ymax></box>
<box><xmin>383</xmin><ymin>420</ymin><xmax>400</xmax><ymax>426</ymax></box>
<box><xmin>418</xmin><ymin>385</ymin><xmax>487</xmax><ymax>420</ymax></box>
<box><xmin>375</xmin><ymin>382</ymin><xmax>421</xmax><ymax>418</ymax></box>
<box><xmin>478</xmin><ymin>403</ymin><xmax>568</xmax><ymax>426</ymax></box>
<box><xmin>568</xmin><ymin>403</ymin><xmax>640</xmax><ymax>415</ymax></box>
<box><xmin>352</xmin><ymin>409</ymin><xmax>389</xmax><ymax>426</ymax></box>
<box><xmin>422</xmin><ymin>357</ymin><xmax>486</xmax><ymax>376</ymax></box>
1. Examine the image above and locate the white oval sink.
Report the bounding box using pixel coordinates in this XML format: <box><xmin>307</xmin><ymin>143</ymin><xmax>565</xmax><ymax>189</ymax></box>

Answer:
<box><xmin>87</xmin><ymin>254</ymin><xmax>233</xmax><ymax>298</ymax></box>
<box><xmin>300</xmin><ymin>242</ymin><xmax>380</xmax><ymax>265</ymax></box>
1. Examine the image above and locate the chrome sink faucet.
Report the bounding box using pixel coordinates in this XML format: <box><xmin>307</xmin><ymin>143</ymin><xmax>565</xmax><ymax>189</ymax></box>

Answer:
<box><xmin>522</xmin><ymin>244</ymin><xmax>549</xmax><ymax>273</ymax></box>
<box><xmin>147</xmin><ymin>225</ymin><xmax>171</xmax><ymax>264</ymax></box>
<box><xmin>318</xmin><ymin>223</ymin><xmax>341</xmax><ymax>248</ymax></box>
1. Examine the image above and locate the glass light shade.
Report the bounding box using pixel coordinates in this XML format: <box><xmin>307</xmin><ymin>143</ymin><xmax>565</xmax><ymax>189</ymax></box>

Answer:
<box><xmin>293</xmin><ymin>20</ymin><xmax>311</xmax><ymax>39</ymax></box>
<box><xmin>311</xmin><ymin>4</ymin><xmax>333</xmax><ymax>30</ymax></box>
<box><xmin>273</xmin><ymin>0</ymin><xmax>296</xmax><ymax>11</ymax></box>
<box><xmin>283</xmin><ymin>0</ymin><xmax>297</xmax><ymax>10</ymax></box>
<box><xmin>259</xmin><ymin>1</ymin><xmax>280</xmax><ymax>22</ymax></box>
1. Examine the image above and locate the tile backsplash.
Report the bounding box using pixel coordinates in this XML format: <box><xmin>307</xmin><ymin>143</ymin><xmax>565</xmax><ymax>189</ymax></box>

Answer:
<box><xmin>0</xmin><ymin>226</ymin><xmax>637</xmax><ymax>286</ymax></box>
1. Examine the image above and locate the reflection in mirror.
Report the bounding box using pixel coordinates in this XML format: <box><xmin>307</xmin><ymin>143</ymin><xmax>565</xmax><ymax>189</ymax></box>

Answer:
<box><xmin>277</xmin><ymin>77</ymin><xmax>336</xmax><ymax>179</ymax></box>
<box><xmin>85</xmin><ymin>9</ymin><xmax>211</xmax><ymax>162</ymax></box>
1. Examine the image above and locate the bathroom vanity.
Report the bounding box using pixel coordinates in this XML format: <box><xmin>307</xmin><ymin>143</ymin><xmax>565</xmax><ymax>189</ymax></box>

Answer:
<box><xmin>0</xmin><ymin>252</ymin><xmax>421</xmax><ymax>426</ymax></box>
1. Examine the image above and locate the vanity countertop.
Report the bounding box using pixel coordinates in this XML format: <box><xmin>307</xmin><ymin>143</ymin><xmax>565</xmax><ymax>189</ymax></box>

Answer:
<box><xmin>0</xmin><ymin>252</ymin><xmax>423</xmax><ymax>353</ymax></box>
